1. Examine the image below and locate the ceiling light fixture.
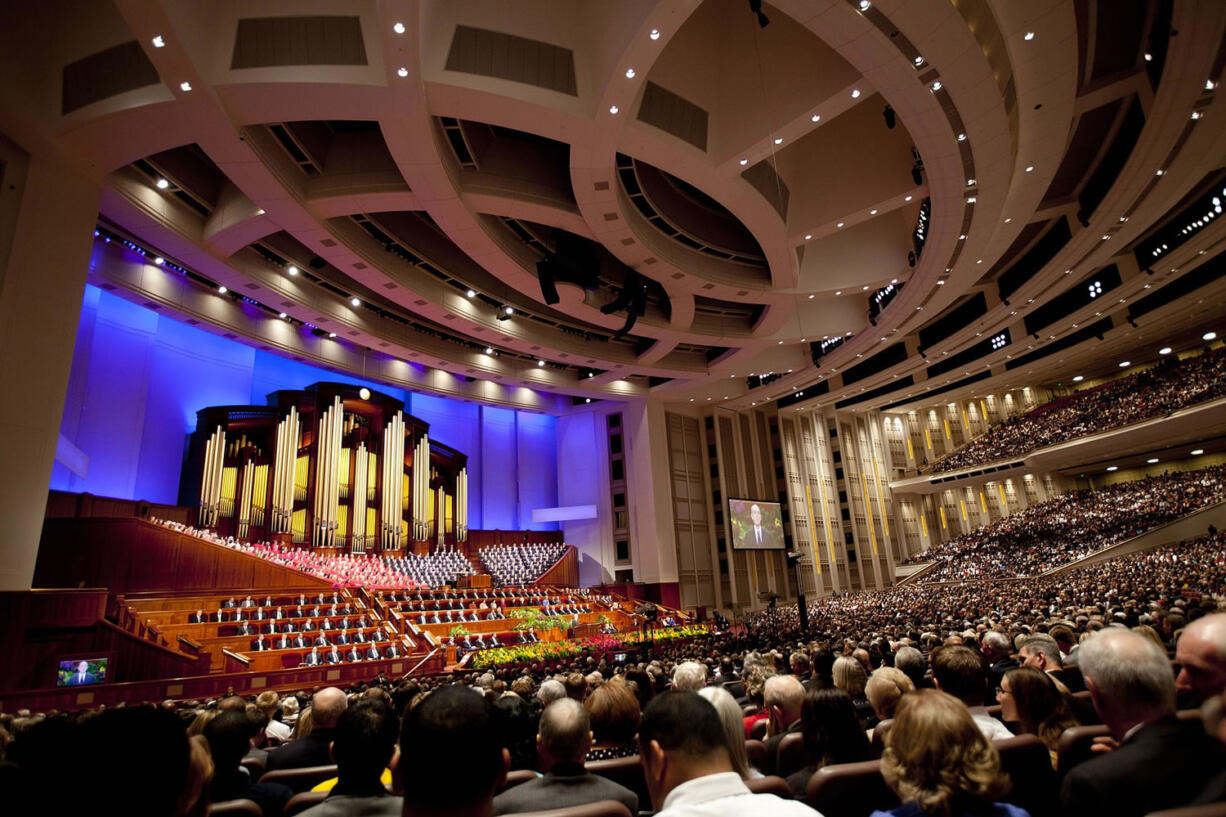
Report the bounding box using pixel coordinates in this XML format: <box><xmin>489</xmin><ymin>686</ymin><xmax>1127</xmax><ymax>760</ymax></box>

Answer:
<box><xmin>625</xmin><ymin>68</ymin><xmax>636</xmax><ymax>78</ymax></box>
<box><xmin>329</xmin><ymin>332</ymin><xmax>336</xmax><ymax>338</ymax></box>
<box><xmin>851</xmin><ymin>89</ymin><xmax>861</xmax><ymax>98</ymax></box>
<box><xmin>466</xmin><ymin>289</ymin><xmax>476</xmax><ymax>298</ymax></box>
<box><xmin>1119</xmin><ymin>360</ymin><xmax>1130</xmax><ymax>368</ymax></box>
<box><xmin>836</xmin><ymin>222</ymin><xmax>844</xmax><ymax>228</ymax></box>
<box><xmin>811</xmin><ymin>114</ymin><xmax>821</xmax><ymax>122</ymax></box>
<box><xmin>609</xmin><ymin>105</ymin><xmax>619</xmax><ymax>114</ymax></box>
<box><xmin>1024</xmin><ymin>31</ymin><xmax>1035</xmax><ymax>40</ymax></box>
<box><xmin>217</xmin><ymin>285</ymin><xmax>228</xmax><ymax>294</ymax></box>
<box><xmin>397</xmin><ymin>67</ymin><xmax>408</xmax><ymax>77</ymax></box>
<box><xmin>153</xmin><ymin>256</ymin><xmax>164</xmax><ymax>265</ymax></box>
<box><xmin>503</xmin><ymin>306</ymin><xmax>514</xmax><ymax>315</ymax></box>
<box><xmin>152</xmin><ymin>35</ymin><xmax>165</xmax><ymax>48</ymax></box>
<box><xmin>931</xmin><ymin>80</ymin><xmax>942</xmax><ymax>91</ymax></box>
<box><xmin>287</xmin><ymin>265</ymin><xmax>298</xmax><ymax>276</ymax></box>
<box><xmin>1147</xmin><ymin>457</ymin><xmax>1159</xmax><ymax>464</ymax></box>
<box><xmin>485</xmin><ymin>347</ymin><xmax>495</xmax><ymax>355</ymax></box>
<box><xmin>957</xmin><ymin>133</ymin><xmax>966</xmax><ymax>141</ymax></box>
<box><xmin>1106</xmin><ymin>466</ymin><xmax>1118</xmax><ymax>472</ymax></box>
<box><xmin>538</xmin><ymin>359</ymin><xmax>546</xmax><ymax>367</ymax></box>
<box><xmin>393</xmin><ymin>22</ymin><xmax>406</xmax><ymax>34</ymax></box>
<box><xmin>350</xmin><ymin>297</ymin><xmax>361</xmax><ymax>307</ymax></box>
<box><xmin>1205</xmin><ymin>331</ymin><xmax>1218</xmax><ymax>341</ymax></box>
<box><xmin>278</xmin><ymin>312</ymin><xmax>287</xmax><ymax>319</ymax></box>
<box><xmin>774</xmin><ymin>137</ymin><xmax>783</xmax><ymax>145</ymax></box>
<box><xmin>804</xmin><ymin>234</ymin><xmax>812</xmax><ymax>240</ymax></box>
<box><xmin>156</xmin><ymin>178</ymin><xmax>170</xmax><ymax>189</ymax></box>
<box><xmin>179</xmin><ymin>81</ymin><xmax>192</xmax><ymax>92</ymax></box>
<box><xmin>1159</xmin><ymin>346</ymin><xmax>1172</xmax><ymax>355</ymax></box>
<box><xmin>1192</xmin><ymin>449</ymin><xmax>1205</xmax><ymax>456</ymax></box>
<box><xmin>739</xmin><ymin>158</ymin><xmax>748</xmax><ymax>165</ymax></box>
<box><xmin>650</xmin><ymin>28</ymin><xmax>660</xmax><ymax>40</ymax></box>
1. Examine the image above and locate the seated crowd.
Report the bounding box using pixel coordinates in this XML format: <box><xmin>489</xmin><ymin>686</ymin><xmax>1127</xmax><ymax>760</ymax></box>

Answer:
<box><xmin>152</xmin><ymin>518</ymin><xmax>422</xmax><ymax>588</ymax></box>
<box><xmin>931</xmin><ymin>345</ymin><xmax>1226</xmax><ymax>473</ymax></box>
<box><xmin>478</xmin><ymin>543</ymin><xmax>569</xmax><ymax>586</ymax></box>
<box><xmin>901</xmin><ymin>465</ymin><xmax>1226</xmax><ymax>580</ymax></box>
<box><xmin>5</xmin><ymin>529</ymin><xmax>1225</xmax><ymax>817</ymax></box>
<box><xmin>381</xmin><ymin>549</ymin><xmax>475</xmax><ymax>587</ymax></box>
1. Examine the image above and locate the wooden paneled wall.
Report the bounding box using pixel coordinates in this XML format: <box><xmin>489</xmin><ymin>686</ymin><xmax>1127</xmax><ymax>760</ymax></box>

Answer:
<box><xmin>534</xmin><ymin>546</ymin><xmax>579</xmax><ymax>587</ymax></box>
<box><xmin>35</xmin><ymin>519</ymin><xmax>331</xmax><ymax>595</ymax></box>
<box><xmin>45</xmin><ymin>490</ymin><xmax>193</xmax><ymax>524</ymax></box>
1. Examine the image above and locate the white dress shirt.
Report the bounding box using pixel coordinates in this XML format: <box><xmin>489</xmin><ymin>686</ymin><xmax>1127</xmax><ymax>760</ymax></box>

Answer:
<box><xmin>656</xmin><ymin>772</ymin><xmax>820</xmax><ymax>817</ymax></box>
<box><xmin>969</xmin><ymin>706</ymin><xmax>1016</xmax><ymax>741</ymax></box>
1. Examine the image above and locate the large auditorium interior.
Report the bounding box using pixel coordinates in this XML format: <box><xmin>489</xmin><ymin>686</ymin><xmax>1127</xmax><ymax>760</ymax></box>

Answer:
<box><xmin>3</xmin><ymin>2</ymin><xmax>1226</xmax><ymax>816</ymax></box>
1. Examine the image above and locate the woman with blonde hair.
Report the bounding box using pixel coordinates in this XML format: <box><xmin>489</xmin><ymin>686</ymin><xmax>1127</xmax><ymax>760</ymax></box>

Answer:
<box><xmin>833</xmin><ymin>655</ymin><xmax>876</xmax><ymax>728</ymax></box>
<box><xmin>876</xmin><ymin>689</ymin><xmax>1025</xmax><ymax>817</ymax></box>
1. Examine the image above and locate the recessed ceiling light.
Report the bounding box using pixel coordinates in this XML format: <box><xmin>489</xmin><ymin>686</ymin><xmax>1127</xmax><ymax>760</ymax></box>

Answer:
<box><xmin>1204</xmin><ymin>331</ymin><xmax>1217</xmax><ymax>341</ymax></box>
<box><xmin>835</xmin><ymin>290</ymin><xmax>842</xmax><ymax>295</ymax></box>
<box><xmin>393</xmin><ymin>22</ymin><xmax>406</xmax><ymax>34</ymax></box>
<box><xmin>957</xmin><ymin>133</ymin><xmax>967</xmax><ymax>141</ymax></box>
<box><xmin>1004</xmin><ymin>218</ymin><xmax>1012</xmax><ymax>223</ymax></box>
<box><xmin>179</xmin><ymin>81</ymin><xmax>192</xmax><ymax>92</ymax></box>
<box><xmin>1025</xmin><ymin>165</ymin><xmax>1034</xmax><ymax>172</ymax></box>
<box><xmin>1106</xmin><ymin>466</ymin><xmax>1118</xmax><ymax>472</ymax></box>
<box><xmin>503</xmin><ymin>306</ymin><xmax>514</xmax><ymax>315</ymax></box>
<box><xmin>1072</xmin><ymin>375</ymin><xmax>1084</xmax><ymax>382</ymax></box>
<box><xmin>538</xmin><ymin>360</ymin><xmax>545</xmax><ymax>367</ymax></box>
<box><xmin>288</xmin><ymin>265</ymin><xmax>298</xmax><ymax>276</ymax></box>
<box><xmin>585</xmin><ymin>398</ymin><xmax>591</xmax><ymax>403</ymax></box>
<box><xmin>397</xmin><ymin>67</ymin><xmax>408</xmax><ymax>77</ymax></box>
<box><xmin>863</xmin><ymin>285</ymin><xmax>870</xmax><ymax>291</ymax></box>
<box><xmin>1155</xmin><ymin>169</ymin><xmax>1165</xmax><ymax>176</ymax></box>
<box><xmin>804</xmin><ymin>234</ymin><xmax>812</xmax><ymax>240</ymax></box>
<box><xmin>485</xmin><ymin>347</ymin><xmax>495</xmax><ymax>355</ymax></box>
<box><xmin>328</xmin><ymin>332</ymin><xmax>336</xmax><ymax>338</ymax></box>
<box><xmin>811</xmin><ymin>114</ymin><xmax>821</xmax><ymax>122</ymax></box>
<box><xmin>152</xmin><ymin>35</ymin><xmax>165</xmax><ymax>48</ymax></box>
<box><xmin>904</xmin><ymin>195</ymin><xmax>912</xmax><ymax>202</ymax></box>
<box><xmin>466</xmin><ymin>289</ymin><xmax>476</xmax><ymax>298</ymax></box>
<box><xmin>351</xmin><ymin>297</ymin><xmax>361</xmax><ymax>307</ymax></box>
<box><xmin>859</xmin><ymin>0</ymin><xmax>871</xmax><ymax>9</ymax></box>
<box><xmin>739</xmin><ymin>158</ymin><xmax>748</xmax><ymax>165</ymax></box>
<box><xmin>774</xmin><ymin>137</ymin><xmax>783</xmax><ymax>145</ymax></box>
<box><xmin>931</xmin><ymin>81</ymin><xmax>942</xmax><ymax>91</ymax></box>
<box><xmin>1191</xmin><ymin>111</ymin><xmax>1203</xmax><ymax>120</ymax></box>
<box><xmin>153</xmin><ymin>256</ymin><xmax>164</xmax><ymax>265</ymax></box>
<box><xmin>808</xmin><ymin>293</ymin><xmax>815</xmax><ymax>299</ymax></box>
<box><xmin>1159</xmin><ymin>346</ymin><xmax>1172</xmax><ymax>355</ymax></box>
<box><xmin>609</xmin><ymin>105</ymin><xmax>619</xmax><ymax>114</ymax></box>
<box><xmin>625</xmin><ymin>68</ymin><xmax>636</xmax><ymax>78</ymax></box>
<box><xmin>278</xmin><ymin>312</ymin><xmax>287</xmax><ymax>319</ymax></box>
<box><xmin>218</xmin><ymin>285</ymin><xmax>228</xmax><ymax>294</ymax></box>
<box><xmin>1144</xmin><ymin>53</ymin><xmax>1153</xmax><ymax>62</ymax></box>
<box><xmin>650</xmin><ymin>29</ymin><xmax>660</xmax><ymax>40</ymax></box>
<box><xmin>851</xmin><ymin>89</ymin><xmax>861</xmax><ymax>98</ymax></box>
<box><xmin>958</xmin><ymin>234</ymin><xmax>966</xmax><ymax>240</ymax></box>
<box><xmin>870</xmin><ymin>209</ymin><xmax>878</xmax><ymax>215</ymax></box>
<box><xmin>156</xmin><ymin>178</ymin><xmax>170</xmax><ymax>189</ymax></box>
<box><xmin>1192</xmin><ymin>449</ymin><xmax>1205</xmax><ymax>456</ymax></box>
<box><xmin>1205</xmin><ymin>79</ymin><xmax>1215</xmax><ymax>90</ymax></box>
<box><xmin>836</xmin><ymin>222</ymin><xmax>844</xmax><ymax>228</ymax></box>
<box><xmin>1023</xmin><ymin>31</ymin><xmax>1035</xmax><ymax>40</ymax></box>
<box><xmin>1119</xmin><ymin>360</ymin><xmax>1130</xmax><ymax>367</ymax></box>
<box><xmin>1147</xmin><ymin>457</ymin><xmax>1159</xmax><ymax>464</ymax></box>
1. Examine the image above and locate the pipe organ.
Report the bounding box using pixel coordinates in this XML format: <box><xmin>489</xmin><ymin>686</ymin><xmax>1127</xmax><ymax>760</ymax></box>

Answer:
<box><xmin>182</xmin><ymin>382</ymin><xmax>468</xmax><ymax>554</ymax></box>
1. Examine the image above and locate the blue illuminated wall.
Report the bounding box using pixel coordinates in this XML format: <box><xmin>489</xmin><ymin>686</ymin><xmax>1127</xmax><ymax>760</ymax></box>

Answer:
<box><xmin>51</xmin><ymin>285</ymin><xmax>558</xmax><ymax>530</ymax></box>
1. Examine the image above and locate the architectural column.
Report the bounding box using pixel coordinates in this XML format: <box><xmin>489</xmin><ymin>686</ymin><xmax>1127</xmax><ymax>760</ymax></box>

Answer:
<box><xmin>0</xmin><ymin>140</ymin><xmax>100</xmax><ymax>590</ymax></box>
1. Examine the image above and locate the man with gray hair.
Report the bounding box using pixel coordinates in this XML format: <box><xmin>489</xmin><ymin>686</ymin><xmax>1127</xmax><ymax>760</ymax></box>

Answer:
<box><xmin>672</xmin><ymin>661</ymin><xmax>708</xmax><ymax>692</ymax></box>
<box><xmin>1019</xmin><ymin>632</ymin><xmax>1084</xmax><ymax>692</ymax></box>
<box><xmin>893</xmin><ymin>645</ymin><xmax>929</xmax><ymax>690</ymax></box>
<box><xmin>537</xmin><ymin>678</ymin><xmax>566</xmax><ymax>707</ymax></box>
<box><xmin>980</xmin><ymin>630</ymin><xmax>1017</xmax><ymax>698</ymax></box>
<box><xmin>762</xmin><ymin>674</ymin><xmax>805</xmax><ymax>775</ymax></box>
<box><xmin>491</xmin><ymin>698</ymin><xmax>638</xmax><ymax>816</ymax></box>
<box><xmin>1060</xmin><ymin>629</ymin><xmax>1226</xmax><ymax>817</ymax></box>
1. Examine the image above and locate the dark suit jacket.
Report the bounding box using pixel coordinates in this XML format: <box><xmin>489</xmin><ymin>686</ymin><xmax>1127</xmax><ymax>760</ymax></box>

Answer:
<box><xmin>491</xmin><ymin>764</ymin><xmax>638</xmax><ymax>816</ymax></box>
<box><xmin>265</xmin><ymin>728</ymin><xmax>336</xmax><ymax>775</ymax></box>
<box><xmin>1060</xmin><ymin>716</ymin><xmax>1226</xmax><ymax>817</ymax></box>
<box><xmin>762</xmin><ymin>719</ymin><xmax>802</xmax><ymax>775</ymax></box>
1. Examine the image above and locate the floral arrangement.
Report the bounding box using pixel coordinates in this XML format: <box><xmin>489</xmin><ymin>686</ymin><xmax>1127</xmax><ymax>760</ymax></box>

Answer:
<box><xmin>469</xmin><ymin>623</ymin><xmax>710</xmax><ymax>669</ymax></box>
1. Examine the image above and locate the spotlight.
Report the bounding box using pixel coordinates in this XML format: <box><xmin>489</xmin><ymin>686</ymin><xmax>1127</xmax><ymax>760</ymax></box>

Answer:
<box><xmin>397</xmin><ymin>67</ymin><xmax>408</xmax><ymax>77</ymax></box>
<box><xmin>466</xmin><ymin>288</ymin><xmax>476</xmax><ymax>298</ymax></box>
<box><xmin>218</xmin><ymin>285</ymin><xmax>228</xmax><ymax>294</ymax></box>
<box><xmin>151</xmin><ymin>35</ymin><xmax>165</xmax><ymax>48</ymax></box>
<box><xmin>883</xmin><ymin>105</ymin><xmax>896</xmax><ymax>129</ymax></box>
<box><xmin>278</xmin><ymin>312</ymin><xmax>287</xmax><ymax>319</ymax></box>
<box><xmin>351</xmin><ymin>297</ymin><xmax>361</xmax><ymax>307</ymax></box>
<box><xmin>504</xmin><ymin>305</ymin><xmax>514</xmax><ymax>315</ymax></box>
<box><xmin>154</xmin><ymin>256</ymin><xmax>164</xmax><ymax>265</ymax></box>
<box><xmin>1159</xmin><ymin>346</ymin><xmax>1172</xmax><ymax>355</ymax></box>
<box><xmin>179</xmin><ymin>81</ymin><xmax>192</xmax><ymax>92</ymax></box>
<box><xmin>156</xmin><ymin>178</ymin><xmax>170</xmax><ymax>189</ymax></box>
<box><xmin>484</xmin><ymin>347</ymin><xmax>495</xmax><ymax>355</ymax></box>
<box><xmin>1205</xmin><ymin>331</ymin><xmax>1218</xmax><ymax>341</ymax></box>
<box><xmin>329</xmin><ymin>332</ymin><xmax>337</xmax><ymax>338</ymax></box>
<box><xmin>538</xmin><ymin>360</ymin><xmax>546</xmax><ymax>367</ymax></box>
<box><xmin>287</xmin><ymin>265</ymin><xmax>298</xmax><ymax>276</ymax></box>
<box><xmin>393</xmin><ymin>21</ymin><xmax>406</xmax><ymax>34</ymax></box>
<box><xmin>748</xmin><ymin>0</ymin><xmax>769</xmax><ymax>27</ymax></box>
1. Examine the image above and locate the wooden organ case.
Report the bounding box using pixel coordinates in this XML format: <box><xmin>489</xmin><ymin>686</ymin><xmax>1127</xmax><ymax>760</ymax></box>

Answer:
<box><xmin>179</xmin><ymin>383</ymin><xmax>468</xmax><ymax>554</ymax></box>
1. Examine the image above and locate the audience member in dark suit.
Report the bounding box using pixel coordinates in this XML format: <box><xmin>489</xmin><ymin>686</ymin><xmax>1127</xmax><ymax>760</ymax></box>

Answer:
<box><xmin>205</xmin><ymin>709</ymin><xmax>292</xmax><ymax>817</ymax></box>
<box><xmin>383</xmin><ymin>643</ymin><xmax>402</xmax><ymax>659</ymax></box>
<box><xmin>335</xmin><ymin>630</ymin><xmax>350</xmax><ymax>645</ymax></box>
<box><xmin>401</xmin><ymin>686</ymin><xmax>507</xmax><ymax>817</ymax></box>
<box><xmin>300</xmin><ymin>699</ymin><xmax>402</xmax><ymax>816</ymax></box>
<box><xmin>1020</xmin><ymin>633</ymin><xmax>1085</xmax><ymax>692</ymax></box>
<box><xmin>1060</xmin><ymin>629</ymin><xmax>1226</xmax><ymax>817</ymax></box>
<box><xmin>302</xmin><ymin>647</ymin><xmax>322</xmax><ymax>666</ymax></box>
<box><xmin>250</xmin><ymin>635</ymin><xmax>267</xmax><ymax>651</ymax></box>
<box><xmin>292</xmin><ymin>634</ymin><xmax>307</xmax><ymax>649</ymax></box>
<box><xmin>266</xmin><ymin>687</ymin><xmax>347</xmax><ymax>777</ymax></box>
<box><xmin>762</xmin><ymin>675</ymin><xmax>805</xmax><ymax>774</ymax></box>
<box><xmin>241</xmin><ymin>596</ymin><xmax>255</xmax><ymax>608</ymax></box>
<box><xmin>981</xmin><ymin>630</ymin><xmax>1018</xmax><ymax>700</ymax></box>
<box><xmin>214</xmin><ymin>608</ymin><xmax>228</xmax><ymax>623</ymax></box>
<box><xmin>492</xmin><ymin>698</ymin><xmax>638</xmax><ymax>816</ymax></box>
<box><xmin>190</xmin><ymin>609</ymin><xmax>205</xmax><ymax>623</ymax></box>
<box><xmin>223</xmin><ymin>597</ymin><xmax>237</xmax><ymax>608</ymax></box>
<box><xmin>275</xmin><ymin>634</ymin><xmax>291</xmax><ymax>650</ymax></box>
<box><xmin>236</xmin><ymin>621</ymin><xmax>253</xmax><ymax>636</ymax></box>
<box><xmin>325</xmin><ymin>647</ymin><xmax>343</xmax><ymax>665</ymax></box>
<box><xmin>364</xmin><ymin>644</ymin><xmax>381</xmax><ymax>661</ymax></box>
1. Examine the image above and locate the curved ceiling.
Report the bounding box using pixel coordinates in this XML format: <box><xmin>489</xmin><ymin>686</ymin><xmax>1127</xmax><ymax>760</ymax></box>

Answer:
<box><xmin>1</xmin><ymin>0</ymin><xmax>1223</xmax><ymax>413</ymax></box>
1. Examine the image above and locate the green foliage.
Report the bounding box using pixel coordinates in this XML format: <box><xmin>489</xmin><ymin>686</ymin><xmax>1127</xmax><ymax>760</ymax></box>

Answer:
<box><xmin>508</xmin><ymin>607</ymin><xmax>568</xmax><ymax>632</ymax></box>
<box><xmin>449</xmin><ymin>624</ymin><xmax>471</xmax><ymax>638</ymax></box>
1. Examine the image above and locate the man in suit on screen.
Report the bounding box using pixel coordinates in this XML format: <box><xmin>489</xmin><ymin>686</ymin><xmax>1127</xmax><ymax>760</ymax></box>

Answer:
<box><xmin>66</xmin><ymin>660</ymin><xmax>97</xmax><ymax>686</ymax></box>
<box><xmin>743</xmin><ymin>503</ymin><xmax>768</xmax><ymax>547</ymax></box>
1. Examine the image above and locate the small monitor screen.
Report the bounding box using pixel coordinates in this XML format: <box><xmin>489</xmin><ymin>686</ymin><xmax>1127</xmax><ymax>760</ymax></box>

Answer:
<box><xmin>58</xmin><ymin>657</ymin><xmax>108</xmax><ymax>687</ymax></box>
<box><xmin>728</xmin><ymin>498</ymin><xmax>786</xmax><ymax>550</ymax></box>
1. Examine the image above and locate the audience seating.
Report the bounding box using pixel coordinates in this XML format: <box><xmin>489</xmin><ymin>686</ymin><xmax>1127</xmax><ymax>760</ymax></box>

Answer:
<box><xmin>508</xmin><ymin>802</ymin><xmax>634</xmax><ymax>817</ymax></box>
<box><xmin>749</xmin><ymin>719</ymin><xmax>769</xmax><ymax>741</ymax></box>
<box><xmin>587</xmin><ymin>755</ymin><xmax>650</xmax><ymax>810</ymax></box>
<box><xmin>238</xmin><ymin>755</ymin><xmax>265</xmax><ymax>778</ymax></box>
<box><xmin>745</xmin><ymin>739</ymin><xmax>767</xmax><ymax>772</ymax></box>
<box><xmin>776</xmin><ymin>731</ymin><xmax>807</xmax><ymax>778</ymax></box>
<box><xmin>283</xmin><ymin>791</ymin><xmax>328</xmax><ymax>817</ymax></box>
<box><xmin>1055</xmin><ymin>724</ymin><xmax>1112</xmax><ymax>774</ymax></box>
<box><xmin>870</xmin><ymin>718</ymin><xmax>893</xmax><ymax>759</ymax></box>
<box><xmin>1147</xmin><ymin>805</ymin><xmax>1226</xmax><ymax>817</ymax></box>
<box><xmin>995</xmin><ymin>735</ymin><xmax>1058</xmax><ymax>817</ymax></box>
<box><xmin>207</xmin><ymin>801</ymin><xmax>262</xmax><ymax>817</ymax></box>
<box><xmin>258</xmin><ymin>764</ymin><xmax>339</xmax><ymax>794</ymax></box>
<box><xmin>804</xmin><ymin>759</ymin><xmax>900</xmax><ymax>817</ymax></box>
<box><xmin>499</xmin><ymin>768</ymin><xmax>538</xmax><ymax>793</ymax></box>
<box><xmin>746</xmin><ymin>775</ymin><xmax>793</xmax><ymax>798</ymax></box>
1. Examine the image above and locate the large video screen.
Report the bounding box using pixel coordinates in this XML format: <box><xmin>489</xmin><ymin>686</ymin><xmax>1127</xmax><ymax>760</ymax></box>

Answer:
<box><xmin>728</xmin><ymin>498</ymin><xmax>785</xmax><ymax>550</ymax></box>
<box><xmin>57</xmin><ymin>657</ymin><xmax>109</xmax><ymax>687</ymax></box>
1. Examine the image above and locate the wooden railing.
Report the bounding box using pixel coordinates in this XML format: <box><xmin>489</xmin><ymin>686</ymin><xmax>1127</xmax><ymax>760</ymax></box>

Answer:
<box><xmin>533</xmin><ymin>546</ymin><xmax>579</xmax><ymax>587</ymax></box>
